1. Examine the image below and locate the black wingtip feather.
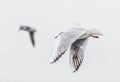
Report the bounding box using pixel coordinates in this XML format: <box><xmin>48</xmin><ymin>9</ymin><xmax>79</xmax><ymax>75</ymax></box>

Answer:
<box><xmin>49</xmin><ymin>51</ymin><xmax>66</xmax><ymax>64</ymax></box>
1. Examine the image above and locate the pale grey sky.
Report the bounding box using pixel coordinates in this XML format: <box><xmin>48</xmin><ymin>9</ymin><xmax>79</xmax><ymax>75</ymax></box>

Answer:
<box><xmin>0</xmin><ymin>0</ymin><xmax>120</xmax><ymax>82</ymax></box>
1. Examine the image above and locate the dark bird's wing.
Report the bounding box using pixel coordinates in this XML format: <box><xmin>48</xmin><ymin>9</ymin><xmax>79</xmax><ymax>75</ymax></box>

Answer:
<box><xmin>69</xmin><ymin>38</ymin><xmax>88</xmax><ymax>72</ymax></box>
<box><xmin>29</xmin><ymin>32</ymin><xmax>35</xmax><ymax>47</ymax></box>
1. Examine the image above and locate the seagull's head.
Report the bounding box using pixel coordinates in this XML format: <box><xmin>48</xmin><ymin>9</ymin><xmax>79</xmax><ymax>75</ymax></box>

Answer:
<box><xmin>86</xmin><ymin>29</ymin><xmax>103</xmax><ymax>38</ymax></box>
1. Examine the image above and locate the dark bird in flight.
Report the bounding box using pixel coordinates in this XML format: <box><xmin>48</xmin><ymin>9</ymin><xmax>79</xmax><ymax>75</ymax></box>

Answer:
<box><xmin>19</xmin><ymin>25</ymin><xmax>36</xmax><ymax>47</ymax></box>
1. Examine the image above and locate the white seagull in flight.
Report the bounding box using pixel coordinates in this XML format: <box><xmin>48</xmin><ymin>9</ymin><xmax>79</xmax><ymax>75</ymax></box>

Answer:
<box><xmin>19</xmin><ymin>25</ymin><xmax>36</xmax><ymax>47</ymax></box>
<box><xmin>50</xmin><ymin>27</ymin><xmax>103</xmax><ymax>72</ymax></box>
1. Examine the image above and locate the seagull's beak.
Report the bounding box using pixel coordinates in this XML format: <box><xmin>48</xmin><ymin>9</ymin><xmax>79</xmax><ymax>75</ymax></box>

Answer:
<box><xmin>91</xmin><ymin>35</ymin><xmax>99</xmax><ymax>38</ymax></box>
<box><xmin>91</xmin><ymin>31</ymin><xmax>103</xmax><ymax>38</ymax></box>
<box><xmin>90</xmin><ymin>32</ymin><xmax>103</xmax><ymax>38</ymax></box>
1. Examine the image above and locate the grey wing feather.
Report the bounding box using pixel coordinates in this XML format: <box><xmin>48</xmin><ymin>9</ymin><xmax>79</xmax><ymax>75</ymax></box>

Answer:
<box><xmin>29</xmin><ymin>32</ymin><xmax>35</xmax><ymax>47</ymax></box>
<box><xmin>50</xmin><ymin>35</ymin><xmax>70</xmax><ymax>63</ymax></box>
<box><xmin>69</xmin><ymin>39</ymin><xmax>88</xmax><ymax>72</ymax></box>
<box><xmin>50</xmin><ymin>28</ymin><xmax>87</xmax><ymax>63</ymax></box>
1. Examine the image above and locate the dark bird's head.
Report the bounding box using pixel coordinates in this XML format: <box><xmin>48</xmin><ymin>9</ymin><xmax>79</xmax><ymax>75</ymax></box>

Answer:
<box><xmin>19</xmin><ymin>25</ymin><xmax>37</xmax><ymax>32</ymax></box>
<box><xmin>19</xmin><ymin>25</ymin><xmax>31</xmax><ymax>31</ymax></box>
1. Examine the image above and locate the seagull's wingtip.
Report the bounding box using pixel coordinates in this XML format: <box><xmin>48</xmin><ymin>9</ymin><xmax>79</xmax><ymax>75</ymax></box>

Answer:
<box><xmin>72</xmin><ymin>70</ymin><xmax>78</xmax><ymax>73</ymax></box>
<box><xmin>49</xmin><ymin>59</ymin><xmax>54</xmax><ymax>64</ymax></box>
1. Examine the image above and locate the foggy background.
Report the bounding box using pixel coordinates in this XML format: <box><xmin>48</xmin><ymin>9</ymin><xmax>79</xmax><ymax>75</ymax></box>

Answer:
<box><xmin>0</xmin><ymin>0</ymin><xmax>120</xmax><ymax>82</ymax></box>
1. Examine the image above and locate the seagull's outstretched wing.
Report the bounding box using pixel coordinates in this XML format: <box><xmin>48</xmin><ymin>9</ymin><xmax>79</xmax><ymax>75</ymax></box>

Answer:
<box><xmin>29</xmin><ymin>32</ymin><xmax>35</xmax><ymax>47</ymax></box>
<box><xmin>50</xmin><ymin>28</ymin><xmax>86</xmax><ymax>63</ymax></box>
<box><xmin>69</xmin><ymin>38</ymin><xmax>88</xmax><ymax>72</ymax></box>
